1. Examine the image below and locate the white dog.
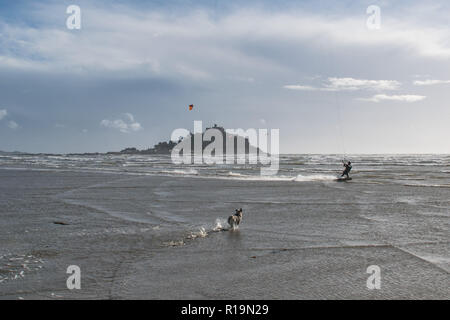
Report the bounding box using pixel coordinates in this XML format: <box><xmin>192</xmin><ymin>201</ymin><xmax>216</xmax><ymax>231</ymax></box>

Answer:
<box><xmin>228</xmin><ymin>208</ymin><xmax>243</xmax><ymax>230</ymax></box>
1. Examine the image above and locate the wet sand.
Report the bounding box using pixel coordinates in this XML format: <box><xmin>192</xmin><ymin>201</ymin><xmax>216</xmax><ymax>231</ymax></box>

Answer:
<box><xmin>0</xmin><ymin>169</ymin><xmax>449</xmax><ymax>299</ymax></box>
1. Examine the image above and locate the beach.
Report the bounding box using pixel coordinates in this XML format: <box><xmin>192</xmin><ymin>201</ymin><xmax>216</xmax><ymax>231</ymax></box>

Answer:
<box><xmin>0</xmin><ymin>154</ymin><xmax>449</xmax><ymax>299</ymax></box>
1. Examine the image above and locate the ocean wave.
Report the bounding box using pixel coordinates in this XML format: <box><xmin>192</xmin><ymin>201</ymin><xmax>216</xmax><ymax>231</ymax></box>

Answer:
<box><xmin>218</xmin><ymin>172</ymin><xmax>337</xmax><ymax>182</ymax></box>
<box><xmin>403</xmin><ymin>183</ymin><xmax>450</xmax><ymax>188</ymax></box>
<box><xmin>227</xmin><ymin>171</ymin><xmax>244</xmax><ymax>177</ymax></box>
<box><xmin>294</xmin><ymin>174</ymin><xmax>337</xmax><ymax>182</ymax></box>
<box><xmin>221</xmin><ymin>172</ymin><xmax>294</xmax><ymax>181</ymax></box>
<box><xmin>160</xmin><ymin>169</ymin><xmax>199</xmax><ymax>175</ymax></box>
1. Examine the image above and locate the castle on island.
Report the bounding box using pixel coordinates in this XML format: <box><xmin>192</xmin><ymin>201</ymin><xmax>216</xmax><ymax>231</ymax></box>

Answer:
<box><xmin>108</xmin><ymin>124</ymin><xmax>262</xmax><ymax>155</ymax></box>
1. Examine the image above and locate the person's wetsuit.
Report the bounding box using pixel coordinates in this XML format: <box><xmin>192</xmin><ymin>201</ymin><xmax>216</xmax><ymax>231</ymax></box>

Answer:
<box><xmin>341</xmin><ymin>161</ymin><xmax>352</xmax><ymax>178</ymax></box>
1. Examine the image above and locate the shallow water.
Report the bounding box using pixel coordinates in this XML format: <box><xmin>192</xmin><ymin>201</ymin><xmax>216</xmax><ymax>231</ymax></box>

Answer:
<box><xmin>0</xmin><ymin>154</ymin><xmax>449</xmax><ymax>299</ymax></box>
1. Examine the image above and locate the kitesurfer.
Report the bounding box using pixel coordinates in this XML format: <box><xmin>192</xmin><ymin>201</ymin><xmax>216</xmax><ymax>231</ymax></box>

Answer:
<box><xmin>341</xmin><ymin>161</ymin><xmax>352</xmax><ymax>178</ymax></box>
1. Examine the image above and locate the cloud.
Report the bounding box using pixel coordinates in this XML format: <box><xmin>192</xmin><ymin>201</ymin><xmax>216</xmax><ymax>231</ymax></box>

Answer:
<box><xmin>100</xmin><ymin>113</ymin><xmax>142</xmax><ymax>133</ymax></box>
<box><xmin>325</xmin><ymin>78</ymin><xmax>401</xmax><ymax>91</ymax></box>
<box><xmin>129</xmin><ymin>122</ymin><xmax>142</xmax><ymax>131</ymax></box>
<box><xmin>175</xmin><ymin>64</ymin><xmax>211</xmax><ymax>80</ymax></box>
<box><xmin>283</xmin><ymin>85</ymin><xmax>317</xmax><ymax>91</ymax></box>
<box><xmin>413</xmin><ymin>79</ymin><xmax>450</xmax><ymax>86</ymax></box>
<box><xmin>124</xmin><ymin>113</ymin><xmax>135</xmax><ymax>122</ymax></box>
<box><xmin>359</xmin><ymin>94</ymin><xmax>426</xmax><ymax>103</ymax></box>
<box><xmin>8</xmin><ymin>121</ymin><xmax>18</xmax><ymax>129</ymax></box>
<box><xmin>227</xmin><ymin>75</ymin><xmax>255</xmax><ymax>83</ymax></box>
<box><xmin>1</xmin><ymin>4</ymin><xmax>450</xmax><ymax>79</ymax></box>
<box><xmin>0</xmin><ymin>109</ymin><xmax>7</xmax><ymax>120</ymax></box>
<box><xmin>284</xmin><ymin>77</ymin><xmax>401</xmax><ymax>92</ymax></box>
<box><xmin>0</xmin><ymin>109</ymin><xmax>19</xmax><ymax>129</ymax></box>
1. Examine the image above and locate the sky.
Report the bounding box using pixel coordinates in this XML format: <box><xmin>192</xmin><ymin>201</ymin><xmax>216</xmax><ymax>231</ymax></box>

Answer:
<box><xmin>0</xmin><ymin>0</ymin><xmax>450</xmax><ymax>154</ymax></box>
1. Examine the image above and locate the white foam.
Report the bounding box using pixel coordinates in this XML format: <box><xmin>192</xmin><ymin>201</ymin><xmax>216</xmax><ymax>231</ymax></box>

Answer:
<box><xmin>294</xmin><ymin>174</ymin><xmax>337</xmax><ymax>182</ymax></box>
<box><xmin>218</xmin><ymin>172</ymin><xmax>339</xmax><ymax>182</ymax></box>
<box><xmin>224</xmin><ymin>172</ymin><xmax>294</xmax><ymax>181</ymax></box>
<box><xmin>187</xmin><ymin>227</ymin><xmax>208</xmax><ymax>239</ymax></box>
<box><xmin>213</xmin><ymin>218</ymin><xmax>228</xmax><ymax>231</ymax></box>
<box><xmin>161</xmin><ymin>169</ymin><xmax>199</xmax><ymax>176</ymax></box>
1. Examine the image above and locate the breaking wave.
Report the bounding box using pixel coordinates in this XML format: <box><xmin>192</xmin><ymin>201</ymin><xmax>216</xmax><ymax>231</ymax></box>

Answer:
<box><xmin>294</xmin><ymin>174</ymin><xmax>337</xmax><ymax>182</ymax></box>
<box><xmin>224</xmin><ymin>172</ymin><xmax>337</xmax><ymax>182</ymax></box>
<box><xmin>160</xmin><ymin>169</ymin><xmax>199</xmax><ymax>176</ymax></box>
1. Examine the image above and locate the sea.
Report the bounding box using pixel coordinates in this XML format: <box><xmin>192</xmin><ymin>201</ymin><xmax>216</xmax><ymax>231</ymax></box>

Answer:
<box><xmin>0</xmin><ymin>154</ymin><xmax>448</xmax><ymax>299</ymax></box>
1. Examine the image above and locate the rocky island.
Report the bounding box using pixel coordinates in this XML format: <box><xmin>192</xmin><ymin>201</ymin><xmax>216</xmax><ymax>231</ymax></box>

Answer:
<box><xmin>108</xmin><ymin>124</ymin><xmax>263</xmax><ymax>155</ymax></box>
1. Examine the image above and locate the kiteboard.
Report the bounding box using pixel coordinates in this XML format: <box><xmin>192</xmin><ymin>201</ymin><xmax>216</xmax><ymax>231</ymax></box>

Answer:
<box><xmin>336</xmin><ymin>177</ymin><xmax>352</xmax><ymax>182</ymax></box>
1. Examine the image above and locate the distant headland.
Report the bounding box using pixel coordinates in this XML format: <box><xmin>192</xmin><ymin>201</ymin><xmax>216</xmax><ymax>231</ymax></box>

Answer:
<box><xmin>0</xmin><ymin>124</ymin><xmax>263</xmax><ymax>156</ymax></box>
